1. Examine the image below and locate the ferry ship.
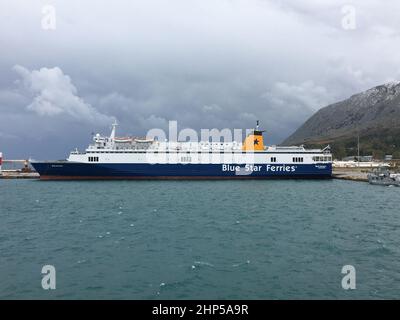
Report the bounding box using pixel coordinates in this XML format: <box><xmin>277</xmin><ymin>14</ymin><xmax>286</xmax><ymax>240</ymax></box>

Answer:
<box><xmin>30</xmin><ymin>122</ymin><xmax>332</xmax><ymax>180</ymax></box>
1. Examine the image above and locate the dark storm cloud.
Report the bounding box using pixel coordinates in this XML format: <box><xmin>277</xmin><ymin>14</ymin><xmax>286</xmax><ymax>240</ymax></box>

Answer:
<box><xmin>0</xmin><ymin>0</ymin><xmax>400</xmax><ymax>158</ymax></box>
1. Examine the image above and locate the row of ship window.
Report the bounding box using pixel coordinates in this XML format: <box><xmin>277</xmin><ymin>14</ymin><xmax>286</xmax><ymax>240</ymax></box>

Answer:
<box><xmin>178</xmin><ymin>156</ymin><xmax>333</xmax><ymax>163</ymax></box>
<box><xmin>87</xmin><ymin>155</ymin><xmax>331</xmax><ymax>163</ymax></box>
<box><xmin>312</xmin><ymin>156</ymin><xmax>332</xmax><ymax>161</ymax></box>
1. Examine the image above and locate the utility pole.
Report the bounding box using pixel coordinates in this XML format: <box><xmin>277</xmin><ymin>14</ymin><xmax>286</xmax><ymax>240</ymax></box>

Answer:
<box><xmin>357</xmin><ymin>130</ymin><xmax>360</xmax><ymax>167</ymax></box>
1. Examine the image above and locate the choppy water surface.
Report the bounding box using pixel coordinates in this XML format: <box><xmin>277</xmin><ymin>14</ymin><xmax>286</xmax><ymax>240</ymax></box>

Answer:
<box><xmin>0</xmin><ymin>179</ymin><xmax>399</xmax><ymax>299</ymax></box>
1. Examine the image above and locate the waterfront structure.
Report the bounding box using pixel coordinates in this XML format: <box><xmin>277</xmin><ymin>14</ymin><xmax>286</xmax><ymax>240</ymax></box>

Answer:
<box><xmin>31</xmin><ymin>122</ymin><xmax>333</xmax><ymax>180</ymax></box>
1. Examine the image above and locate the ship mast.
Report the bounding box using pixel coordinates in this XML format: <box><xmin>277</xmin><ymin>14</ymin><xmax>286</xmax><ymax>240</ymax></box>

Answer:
<box><xmin>110</xmin><ymin>120</ymin><xmax>118</xmax><ymax>141</ymax></box>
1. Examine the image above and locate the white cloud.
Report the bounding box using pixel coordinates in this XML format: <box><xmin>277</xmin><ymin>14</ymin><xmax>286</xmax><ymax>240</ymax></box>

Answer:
<box><xmin>13</xmin><ymin>65</ymin><xmax>114</xmax><ymax>124</ymax></box>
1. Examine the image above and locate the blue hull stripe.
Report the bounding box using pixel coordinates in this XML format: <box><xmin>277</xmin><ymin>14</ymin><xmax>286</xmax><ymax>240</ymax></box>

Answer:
<box><xmin>31</xmin><ymin>162</ymin><xmax>332</xmax><ymax>179</ymax></box>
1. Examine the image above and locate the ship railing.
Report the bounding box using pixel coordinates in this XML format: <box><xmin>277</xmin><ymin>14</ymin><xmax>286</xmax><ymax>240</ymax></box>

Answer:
<box><xmin>70</xmin><ymin>151</ymin><xmax>86</xmax><ymax>155</ymax></box>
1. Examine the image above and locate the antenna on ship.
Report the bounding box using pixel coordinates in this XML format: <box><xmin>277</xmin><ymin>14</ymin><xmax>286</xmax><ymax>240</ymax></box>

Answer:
<box><xmin>110</xmin><ymin>120</ymin><xmax>118</xmax><ymax>141</ymax></box>
<box><xmin>254</xmin><ymin>120</ymin><xmax>265</xmax><ymax>133</ymax></box>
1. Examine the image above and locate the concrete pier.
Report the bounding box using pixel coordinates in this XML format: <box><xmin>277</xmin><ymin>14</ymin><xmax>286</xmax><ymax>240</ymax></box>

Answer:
<box><xmin>332</xmin><ymin>168</ymin><xmax>368</xmax><ymax>182</ymax></box>
<box><xmin>0</xmin><ymin>171</ymin><xmax>40</xmax><ymax>179</ymax></box>
<box><xmin>0</xmin><ymin>154</ymin><xmax>39</xmax><ymax>179</ymax></box>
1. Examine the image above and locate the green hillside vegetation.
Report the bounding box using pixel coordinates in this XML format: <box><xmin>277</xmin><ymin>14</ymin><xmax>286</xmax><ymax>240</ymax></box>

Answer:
<box><xmin>302</xmin><ymin>127</ymin><xmax>400</xmax><ymax>160</ymax></box>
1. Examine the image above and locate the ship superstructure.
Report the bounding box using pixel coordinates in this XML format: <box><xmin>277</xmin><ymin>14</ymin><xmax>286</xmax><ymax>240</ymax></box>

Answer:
<box><xmin>31</xmin><ymin>121</ymin><xmax>332</xmax><ymax>179</ymax></box>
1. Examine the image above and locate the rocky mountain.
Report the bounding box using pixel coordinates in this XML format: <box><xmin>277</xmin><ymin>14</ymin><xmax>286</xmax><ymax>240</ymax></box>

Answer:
<box><xmin>282</xmin><ymin>82</ymin><xmax>400</xmax><ymax>159</ymax></box>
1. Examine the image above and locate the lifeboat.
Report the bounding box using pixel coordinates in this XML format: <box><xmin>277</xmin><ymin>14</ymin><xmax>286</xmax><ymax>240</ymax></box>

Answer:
<box><xmin>114</xmin><ymin>137</ymin><xmax>132</xmax><ymax>143</ymax></box>
<box><xmin>134</xmin><ymin>138</ymin><xmax>154</xmax><ymax>143</ymax></box>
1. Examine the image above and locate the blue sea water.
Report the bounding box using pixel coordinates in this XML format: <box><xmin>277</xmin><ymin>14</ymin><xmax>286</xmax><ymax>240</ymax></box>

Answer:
<box><xmin>0</xmin><ymin>179</ymin><xmax>399</xmax><ymax>299</ymax></box>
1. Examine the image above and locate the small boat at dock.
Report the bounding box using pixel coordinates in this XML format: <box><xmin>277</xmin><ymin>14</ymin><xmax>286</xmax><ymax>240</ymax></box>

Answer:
<box><xmin>367</xmin><ymin>168</ymin><xmax>400</xmax><ymax>187</ymax></box>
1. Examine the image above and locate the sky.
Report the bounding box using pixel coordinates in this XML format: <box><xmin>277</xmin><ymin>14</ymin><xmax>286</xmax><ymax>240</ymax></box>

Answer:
<box><xmin>1</xmin><ymin>0</ymin><xmax>400</xmax><ymax>159</ymax></box>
